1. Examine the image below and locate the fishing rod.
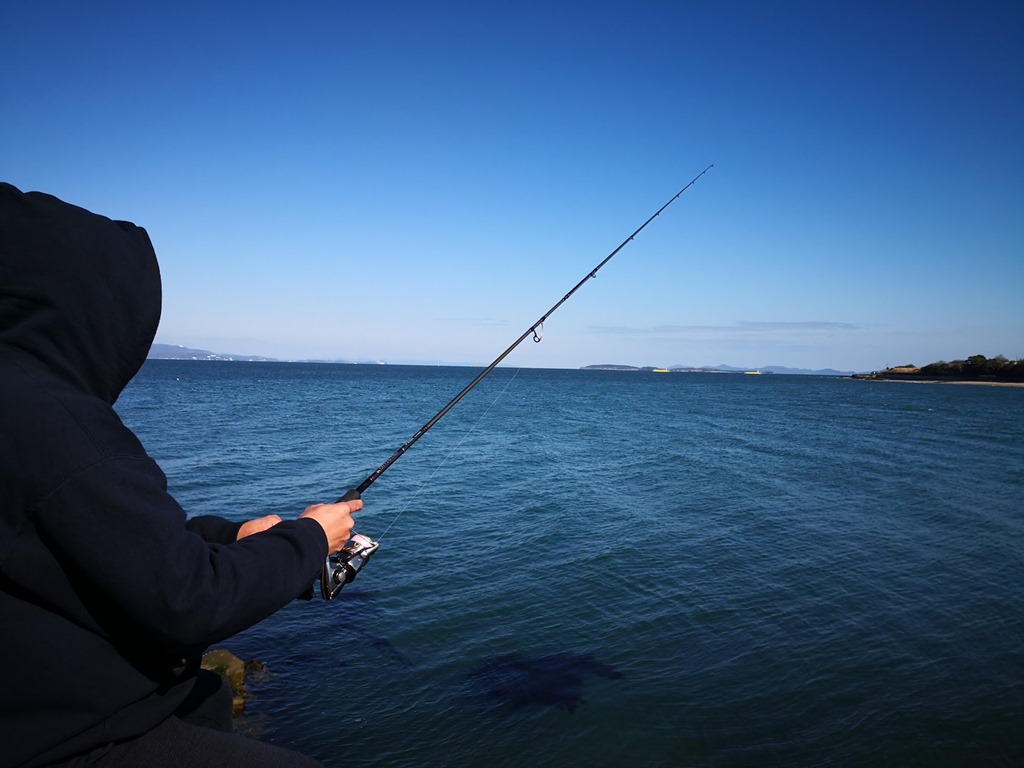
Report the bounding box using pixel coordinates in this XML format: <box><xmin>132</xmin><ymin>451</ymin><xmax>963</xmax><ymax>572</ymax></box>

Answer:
<box><xmin>321</xmin><ymin>164</ymin><xmax>714</xmax><ymax>599</ymax></box>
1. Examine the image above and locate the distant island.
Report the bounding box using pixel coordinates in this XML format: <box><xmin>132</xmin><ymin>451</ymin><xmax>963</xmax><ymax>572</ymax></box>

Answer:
<box><xmin>147</xmin><ymin>346</ymin><xmax>855</xmax><ymax>375</ymax></box>
<box><xmin>580</xmin><ymin>364</ymin><xmax>856</xmax><ymax>376</ymax></box>
<box><xmin>147</xmin><ymin>343</ymin><xmax>385</xmax><ymax>365</ymax></box>
<box><xmin>852</xmin><ymin>354</ymin><xmax>1023</xmax><ymax>385</ymax></box>
<box><xmin>148</xmin><ymin>343</ymin><xmax>279</xmax><ymax>362</ymax></box>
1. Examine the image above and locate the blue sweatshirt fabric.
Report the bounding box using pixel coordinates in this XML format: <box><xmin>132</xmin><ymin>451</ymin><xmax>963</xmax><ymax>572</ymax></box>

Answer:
<box><xmin>0</xmin><ymin>183</ymin><xmax>329</xmax><ymax>767</ymax></box>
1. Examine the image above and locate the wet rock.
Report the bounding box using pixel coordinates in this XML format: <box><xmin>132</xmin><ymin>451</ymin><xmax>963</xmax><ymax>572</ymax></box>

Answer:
<box><xmin>202</xmin><ymin>648</ymin><xmax>262</xmax><ymax>714</ymax></box>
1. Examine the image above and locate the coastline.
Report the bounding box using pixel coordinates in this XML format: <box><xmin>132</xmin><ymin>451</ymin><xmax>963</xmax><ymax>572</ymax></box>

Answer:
<box><xmin>849</xmin><ymin>376</ymin><xmax>1024</xmax><ymax>388</ymax></box>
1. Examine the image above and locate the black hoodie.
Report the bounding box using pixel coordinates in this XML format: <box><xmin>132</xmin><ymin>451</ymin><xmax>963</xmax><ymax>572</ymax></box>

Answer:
<box><xmin>0</xmin><ymin>184</ymin><xmax>329</xmax><ymax>767</ymax></box>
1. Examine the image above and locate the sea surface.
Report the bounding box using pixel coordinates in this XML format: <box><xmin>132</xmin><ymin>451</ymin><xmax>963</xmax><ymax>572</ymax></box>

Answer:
<box><xmin>116</xmin><ymin>361</ymin><xmax>1024</xmax><ymax>767</ymax></box>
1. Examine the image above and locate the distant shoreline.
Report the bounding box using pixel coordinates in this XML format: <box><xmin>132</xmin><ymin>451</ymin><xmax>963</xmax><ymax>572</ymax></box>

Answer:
<box><xmin>850</xmin><ymin>376</ymin><xmax>1024</xmax><ymax>388</ymax></box>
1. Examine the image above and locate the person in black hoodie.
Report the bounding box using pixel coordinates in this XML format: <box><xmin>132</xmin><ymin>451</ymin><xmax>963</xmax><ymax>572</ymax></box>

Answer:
<box><xmin>0</xmin><ymin>183</ymin><xmax>362</xmax><ymax>767</ymax></box>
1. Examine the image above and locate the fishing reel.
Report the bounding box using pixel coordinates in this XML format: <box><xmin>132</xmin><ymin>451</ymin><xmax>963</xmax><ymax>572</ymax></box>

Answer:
<box><xmin>320</xmin><ymin>533</ymin><xmax>380</xmax><ymax>601</ymax></box>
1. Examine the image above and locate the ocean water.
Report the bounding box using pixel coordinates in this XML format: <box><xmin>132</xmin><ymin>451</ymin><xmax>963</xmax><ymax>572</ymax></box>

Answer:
<box><xmin>116</xmin><ymin>361</ymin><xmax>1024</xmax><ymax>767</ymax></box>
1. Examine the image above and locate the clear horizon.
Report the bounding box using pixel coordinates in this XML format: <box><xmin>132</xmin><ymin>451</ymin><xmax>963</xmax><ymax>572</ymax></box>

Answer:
<box><xmin>4</xmin><ymin>2</ymin><xmax>1021</xmax><ymax>373</ymax></box>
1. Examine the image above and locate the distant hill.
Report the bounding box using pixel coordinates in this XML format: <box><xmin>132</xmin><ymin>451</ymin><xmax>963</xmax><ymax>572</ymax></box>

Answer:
<box><xmin>147</xmin><ymin>343</ymin><xmax>278</xmax><ymax>362</ymax></box>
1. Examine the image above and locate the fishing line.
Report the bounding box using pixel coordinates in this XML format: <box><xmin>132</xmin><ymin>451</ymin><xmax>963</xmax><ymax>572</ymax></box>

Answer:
<box><xmin>375</xmin><ymin>366</ymin><xmax>523</xmax><ymax>542</ymax></box>
<box><xmin>320</xmin><ymin>165</ymin><xmax>713</xmax><ymax>599</ymax></box>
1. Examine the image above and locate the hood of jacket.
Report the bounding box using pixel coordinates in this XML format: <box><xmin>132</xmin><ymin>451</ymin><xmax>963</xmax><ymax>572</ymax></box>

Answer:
<box><xmin>0</xmin><ymin>182</ymin><xmax>161</xmax><ymax>404</ymax></box>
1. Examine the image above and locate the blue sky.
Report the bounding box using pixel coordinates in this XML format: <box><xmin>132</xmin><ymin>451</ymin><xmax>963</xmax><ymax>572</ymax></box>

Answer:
<box><xmin>3</xmin><ymin>1</ymin><xmax>1021</xmax><ymax>371</ymax></box>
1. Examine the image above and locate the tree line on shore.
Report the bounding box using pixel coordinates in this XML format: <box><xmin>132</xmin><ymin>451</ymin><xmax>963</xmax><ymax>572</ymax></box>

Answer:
<box><xmin>884</xmin><ymin>354</ymin><xmax>1024</xmax><ymax>382</ymax></box>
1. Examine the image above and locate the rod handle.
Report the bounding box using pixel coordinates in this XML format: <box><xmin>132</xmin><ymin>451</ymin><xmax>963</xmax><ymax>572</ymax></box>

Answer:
<box><xmin>337</xmin><ymin>488</ymin><xmax>362</xmax><ymax>504</ymax></box>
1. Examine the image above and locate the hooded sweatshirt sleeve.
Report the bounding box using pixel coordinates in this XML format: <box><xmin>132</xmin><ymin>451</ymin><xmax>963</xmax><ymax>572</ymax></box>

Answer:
<box><xmin>186</xmin><ymin>515</ymin><xmax>245</xmax><ymax>545</ymax></box>
<box><xmin>40</xmin><ymin>453</ymin><xmax>327</xmax><ymax>650</ymax></box>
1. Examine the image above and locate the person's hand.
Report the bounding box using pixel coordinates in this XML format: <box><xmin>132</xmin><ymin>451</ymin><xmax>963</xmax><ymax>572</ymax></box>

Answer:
<box><xmin>236</xmin><ymin>514</ymin><xmax>283</xmax><ymax>540</ymax></box>
<box><xmin>299</xmin><ymin>499</ymin><xmax>363</xmax><ymax>553</ymax></box>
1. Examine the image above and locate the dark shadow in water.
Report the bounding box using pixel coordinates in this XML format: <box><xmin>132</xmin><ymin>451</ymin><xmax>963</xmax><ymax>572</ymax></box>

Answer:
<box><xmin>363</xmin><ymin>633</ymin><xmax>414</xmax><ymax>669</ymax></box>
<box><xmin>463</xmin><ymin>651</ymin><xmax>624</xmax><ymax>713</ymax></box>
<box><xmin>329</xmin><ymin>589</ymin><xmax>414</xmax><ymax>669</ymax></box>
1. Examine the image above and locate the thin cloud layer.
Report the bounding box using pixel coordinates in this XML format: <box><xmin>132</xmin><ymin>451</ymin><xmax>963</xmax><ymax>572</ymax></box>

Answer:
<box><xmin>591</xmin><ymin>321</ymin><xmax>860</xmax><ymax>336</ymax></box>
